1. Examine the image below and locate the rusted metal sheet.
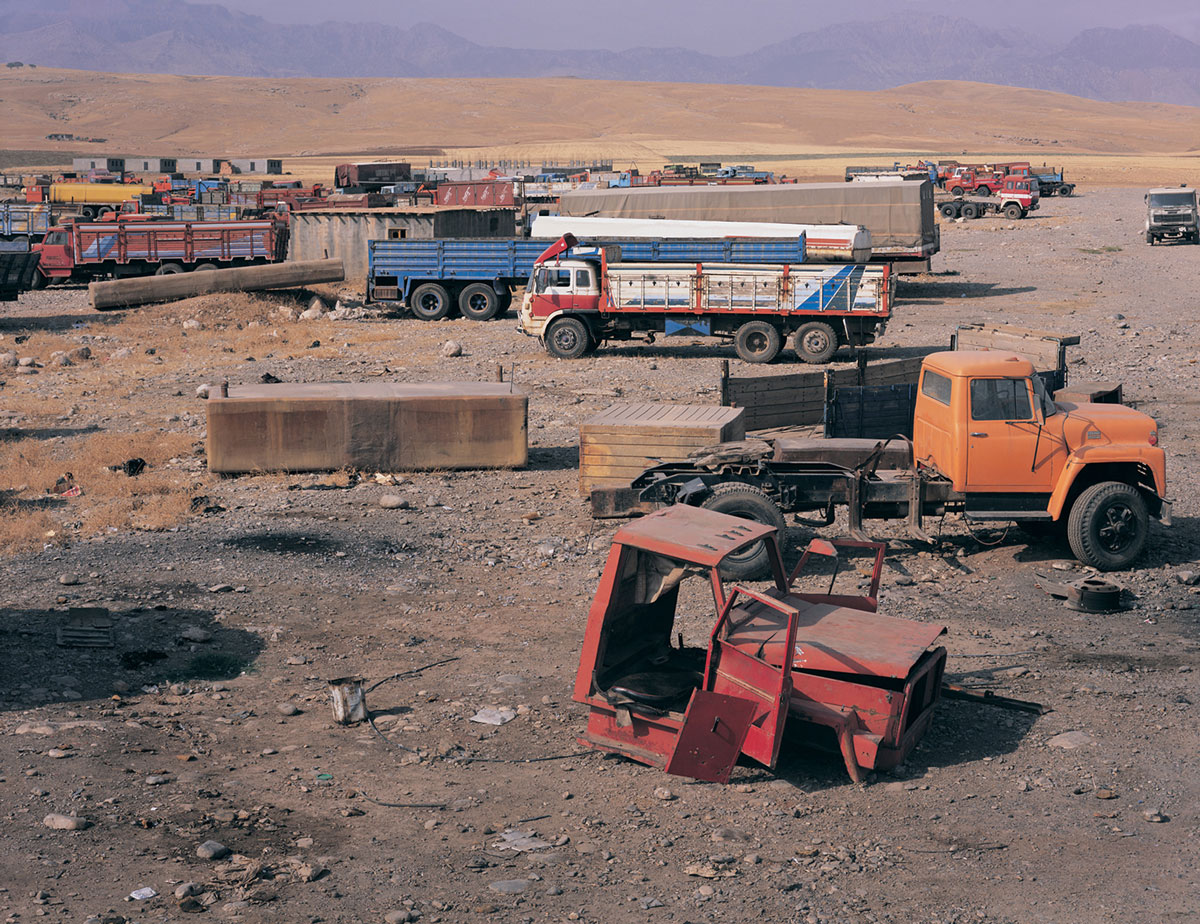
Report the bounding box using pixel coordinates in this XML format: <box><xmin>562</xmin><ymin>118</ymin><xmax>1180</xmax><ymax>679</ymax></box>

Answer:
<box><xmin>206</xmin><ymin>383</ymin><xmax>528</xmax><ymax>473</ymax></box>
<box><xmin>773</xmin><ymin>437</ymin><xmax>912</xmax><ymax>468</ymax></box>
<box><xmin>664</xmin><ymin>691</ymin><xmax>759</xmax><ymax>783</ymax></box>
<box><xmin>608</xmin><ymin>505</ymin><xmax>777</xmax><ymax>568</ymax></box>
<box><xmin>435</xmin><ymin>181</ymin><xmax>515</xmax><ymax>207</ymax></box>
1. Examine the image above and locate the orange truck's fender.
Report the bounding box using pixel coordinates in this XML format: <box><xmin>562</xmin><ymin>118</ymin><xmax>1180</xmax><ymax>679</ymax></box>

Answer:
<box><xmin>1047</xmin><ymin>445</ymin><xmax>1168</xmax><ymax>520</ymax></box>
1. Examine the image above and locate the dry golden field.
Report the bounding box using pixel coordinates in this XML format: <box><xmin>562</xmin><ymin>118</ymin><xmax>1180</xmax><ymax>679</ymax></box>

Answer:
<box><xmin>2</xmin><ymin>68</ymin><xmax>1200</xmax><ymax>187</ymax></box>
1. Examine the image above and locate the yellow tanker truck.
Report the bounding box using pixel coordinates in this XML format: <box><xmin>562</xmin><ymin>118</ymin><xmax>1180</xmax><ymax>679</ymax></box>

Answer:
<box><xmin>26</xmin><ymin>183</ymin><xmax>155</xmax><ymax>220</ymax></box>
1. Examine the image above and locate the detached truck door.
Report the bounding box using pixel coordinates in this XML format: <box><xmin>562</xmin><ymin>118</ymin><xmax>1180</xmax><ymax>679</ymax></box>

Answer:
<box><xmin>965</xmin><ymin>377</ymin><xmax>1053</xmax><ymax>492</ymax></box>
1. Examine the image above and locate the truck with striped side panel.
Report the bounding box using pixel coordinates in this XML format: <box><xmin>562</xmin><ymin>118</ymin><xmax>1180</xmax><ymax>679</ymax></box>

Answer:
<box><xmin>519</xmin><ymin>234</ymin><xmax>890</xmax><ymax>364</ymax></box>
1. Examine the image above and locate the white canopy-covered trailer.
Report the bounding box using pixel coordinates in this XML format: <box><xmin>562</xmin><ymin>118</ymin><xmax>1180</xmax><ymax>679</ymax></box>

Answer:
<box><xmin>530</xmin><ymin>214</ymin><xmax>872</xmax><ymax>264</ymax></box>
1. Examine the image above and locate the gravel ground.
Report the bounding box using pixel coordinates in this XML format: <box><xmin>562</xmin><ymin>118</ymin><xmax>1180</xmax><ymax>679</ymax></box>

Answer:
<box><xmin>0</xmin><ymin>187</ymin><xmax>1197</xmax><ymax>924</ymax></box>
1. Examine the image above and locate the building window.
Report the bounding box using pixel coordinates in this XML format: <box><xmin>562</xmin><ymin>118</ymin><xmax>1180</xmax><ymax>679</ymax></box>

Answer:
<box><xmin>388</xmin><ymin>228</ymin><xmax>407</xmax><ymax>239</ymax></box>
<box><xmin>250</xmin><ymin>162</ymin><xmax>256</xmax><ymax>171</ymax></box>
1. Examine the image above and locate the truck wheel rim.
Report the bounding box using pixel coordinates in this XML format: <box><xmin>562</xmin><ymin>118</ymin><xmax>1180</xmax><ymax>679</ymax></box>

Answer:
<box><xmin>802</xmin><ymin>330</ymin><xmax>829</xmax><ymax>353</ymax></box>
<box><xmin>554</xmin><ymin>327</ymin><xmax>579</xmax><ymax>351</ymax></box>
<box><xmin>468</xmin><ymin>293</ymin><xmax>487</xmax><ymax>313</ymax></box>
<box><xmin>1098</xmin><ymin>503</ymin><xmax>1136</xmax><ymax>552</ymax></box>
<box><xmin>746</xmin><ymin>332</ymin><xmax>769</xmax><ymax>354</ymax></box>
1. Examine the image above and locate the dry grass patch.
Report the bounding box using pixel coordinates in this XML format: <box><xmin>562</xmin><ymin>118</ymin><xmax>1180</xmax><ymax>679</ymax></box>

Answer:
<box><xmin>0</xmin><ymin>428</ymin><xmax>206</xmax><ymax>554</ymax></box>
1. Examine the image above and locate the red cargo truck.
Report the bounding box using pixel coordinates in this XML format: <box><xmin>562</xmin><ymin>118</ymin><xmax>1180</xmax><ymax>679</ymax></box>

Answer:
<box><xmin>32</xmin><ymin>218</ymin><xmax>287</xmax><ymax>284</ymax></box>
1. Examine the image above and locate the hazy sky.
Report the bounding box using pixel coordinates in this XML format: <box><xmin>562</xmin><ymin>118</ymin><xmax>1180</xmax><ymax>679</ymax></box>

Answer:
<box><xmin>222</xmin><ymin>0</ymin><xmax>1200</xmax><ymax>52</ymax></box>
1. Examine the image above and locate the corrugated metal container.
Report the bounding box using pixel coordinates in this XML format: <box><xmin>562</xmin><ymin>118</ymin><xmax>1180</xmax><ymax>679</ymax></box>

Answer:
<box><xmin>289</xmin><ymin>208</ymin><xmax>516</xmax><ymax>281</ymax></box>
<box><xmin>435</xmin><ymin>181</ymin><xmax>515</xmax><ymax>207</ymax></box>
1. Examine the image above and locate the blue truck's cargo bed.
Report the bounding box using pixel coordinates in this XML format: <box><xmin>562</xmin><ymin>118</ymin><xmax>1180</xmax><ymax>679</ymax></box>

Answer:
<box><xmin>367</xmin><ymin>236</ymin><xmax>808</xmax><ymax>308</ymax></box>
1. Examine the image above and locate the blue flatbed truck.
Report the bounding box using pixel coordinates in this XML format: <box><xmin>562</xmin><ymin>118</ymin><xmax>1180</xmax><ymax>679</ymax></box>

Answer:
<box><xmin>0</xmin><ymin>203</ymin><xmax>52</xmax><ymax>251</ymax></box>
<box><xmin>366</xmin><ymin>236</ymin><xmax>807</xmax><ymax>321</ymax></box>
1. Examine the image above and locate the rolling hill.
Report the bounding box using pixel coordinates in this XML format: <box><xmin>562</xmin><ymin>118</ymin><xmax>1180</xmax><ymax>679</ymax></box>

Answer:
<box><xmin>2</xmin><ymin>1</ymin><xmax>1200</xmax><ymax>105</ymax></box>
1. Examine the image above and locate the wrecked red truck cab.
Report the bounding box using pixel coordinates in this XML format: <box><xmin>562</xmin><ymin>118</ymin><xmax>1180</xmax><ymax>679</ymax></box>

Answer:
<box><xmin>574</xmin><ymin>505</ymin><xmax>947</xmax><ymax>783</ymax></box>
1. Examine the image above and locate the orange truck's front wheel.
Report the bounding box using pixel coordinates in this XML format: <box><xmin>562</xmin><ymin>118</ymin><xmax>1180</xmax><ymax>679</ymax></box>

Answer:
<box><xmin>1066</xmin><ymin>481</ymin><xmax>1149</xmax><ymax>571</ymax></box>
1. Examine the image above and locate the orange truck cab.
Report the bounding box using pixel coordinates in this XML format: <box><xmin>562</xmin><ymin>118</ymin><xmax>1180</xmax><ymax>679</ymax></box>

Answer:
<box><xmin>913</xmin><ymin>351</ymin><xmax>1167</xmax><ymax>568</ymax></box>
<box><xmin>631</xmin><ymin>350</ymin><xmax>1168</xmax><ymax>573</ymax></box>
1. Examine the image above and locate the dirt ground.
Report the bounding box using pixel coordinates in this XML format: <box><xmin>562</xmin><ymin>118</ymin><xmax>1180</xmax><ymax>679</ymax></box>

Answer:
<box><xmin>1</xmin><ymin>187</ymin><xmax>1198</xmax><ymax>924</ymax></box>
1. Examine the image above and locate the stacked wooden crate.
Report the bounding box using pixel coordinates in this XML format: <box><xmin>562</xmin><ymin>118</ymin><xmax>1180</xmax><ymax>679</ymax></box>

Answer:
<box><xmin>579</xmin><ymin>403</ymin><xmax>745</xmax><ymax>496</ymax></box>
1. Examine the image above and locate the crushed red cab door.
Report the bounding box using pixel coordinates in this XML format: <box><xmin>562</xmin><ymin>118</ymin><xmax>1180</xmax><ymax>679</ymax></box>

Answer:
<box><xmin>664</xmin><ymin>690</ymin><xmax>759</xmax><ymax>783</ymax></box>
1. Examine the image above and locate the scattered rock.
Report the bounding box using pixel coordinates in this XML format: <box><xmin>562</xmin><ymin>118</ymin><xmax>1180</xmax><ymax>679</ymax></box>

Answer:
<box><xmin>285</xmin><ymin>655</ymin><xmax>310</xmax><ymax>665</ymax></box>
<box><xmin>182</xmin><ymin>319</ymin><xmax>202</xmax><ymax>330</ymax></box>
<box><xmin>295</xmin><ymin>863</ymin><xmax>326</xmax><ymax>882</ymax></box>
<box><xmin>488</xmin><ymin>879</ymin><xmax>528</xmax><ymax>894</ymax></box>
<box><xmin>196</xmin><ymin>384</ymin><xmax>211</xmax><ymax>399</ymax></box>
<box><xmin>277</xmin><ymin>702</ymin><xmax>301</xmax><ymax>716</ymax></box>
<box><xmin>1096</xmin><ymin>789</ymin><xmax>1117</xmax><ymax>800</ymax></box>
<box><xmin>653</xmin><ymin>786</ymin><xmax>676</xmax><ymax>801</ymax></box>
<box><xmin>180</xmin><ymin>626</ymin><xmax>212</xmax><ymax>643</ymax></box>
<box><xmin>145</xmin><ymin>774</ymin><xmax>172</xmax><ymax>786</ymax></box>
<box><xmin>58</xmin><ymin>573</ymin><xmax>81</xmax><ymax>586</ymax></box>
<box><xmin>1176</xmin><ymin>570</ymin><xmax>1199</xmax><ymax>586</ymax></box>
<box><xmin>208</xmin><ymin>584</ymin><xmax>234</xmax><ymax>593</ymax></box>
<box><xmin>175</xmin><ymin>883</ymin><xmax>201</xmax><ymax>899</ymax></box>
<box><xmin>440</xmin><ymin>340</ymin><xmax>463</xmax><ymax>358</ymax></box>
<box><xmin>1048</xmin><ymin>730</ymin><xmax>1094</xmax><ymax>750</ymax></box>
<box><xmin>470</xmin><ymin>707</ymin><xmax>516</xmax><ymax>726</ymax></box>
<box><xmin>67</xmin><ymin>346</ymin><xmax>93</xmax><ymax>363</ymax></box>
<box><xmin>379</xmin><ymin>494</ymin><xmax>410</xmax><ymax>510</ymax></box>
<box><xmin>43</xmin><ymin>813</ymin><xmax>90</xmax><ymax>830</ymax></box>
<box><xmin>385</xmin><ymin>911</ymin><xmax>419</xmax><ymax>924</ymax></box>
<box><xmin>1143</xmin><ymin>808</ymin><xmax>1167</xmax><ymax>823</ymax></box>
<box><xmin>196</xmin><ymin>839</ymin><xmax>230</xmax><ymax>860</ymax></box>
<box><xmin>0</xmin><ymin>350</ymin><xmax>16</xmax><ymax>367</ymax></box>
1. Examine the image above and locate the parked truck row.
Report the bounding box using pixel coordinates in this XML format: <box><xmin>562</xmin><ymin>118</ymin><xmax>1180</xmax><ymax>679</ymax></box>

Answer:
<box><xmin>367</xmin><ymin>234</ymin><xmax>812</xmax><ymax>321</ymax></box>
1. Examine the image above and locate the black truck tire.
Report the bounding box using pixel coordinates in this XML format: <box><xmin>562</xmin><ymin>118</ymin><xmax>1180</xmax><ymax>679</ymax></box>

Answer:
<box><xmin>1059</xmin><ymin>185</ymin><xmax>1074</xmax><ymax>197</ymax></box>
<box><xmin>458</xmin><ymin>283</ymin><xmax>500</xmax><ymax>321</ymax></box>
<box><xmin>734</xmin><ymin>320</ymin><xmax>782</xmax><ymax>364</ymax></box>
<box><xmin>793</xmin><ymin>321</ymin><xmax>839</xmax><ymax>364</ymax></box>
<box><xmin>1004</xmin><ymin>203</ymin><xmax>1024</xmax><ymax>220</ymax></box>
<box><xmin>961</xmin><ymin>202</ymin><xmax>980</xmax><ymax>220</ymax></box>
<box><xmin>939</xmin><ymin>202</ymin><xmax>959</xmax><ymax>218</ymax></box>
<box><xmin>950</xmin><ymin>185</ymin><xmax>965</xmax><ymax>197</ymax></box>
<box><xmin>1066</xmin><ymin>481</ymin><xmax>1149</xmax><ymax>571</ymax></box>
<box><xmin>193</xmin><ymin>263</ymin><xmax>217</xmax><ymax>272</ymax></box>
<box><xmin>545</xmin><ymin>316</ymin><xmax>591</xmax><ymax>359</ymax></box>
<box><xmin>700</xmin><ymin>483</ymin><xmax>787</xmax><ymax>581</ymax></box>
<box><xmin>409</xmin><ymin>282</ymin><xmax>453</xmax><ymax>321</ymax></box>
<box><xmin>155</xmin><ymin>263</ymin><xmax>184</xmax><ymax>275</ymax></box>
<box><xmin>1146</xmin><ymin>232</ymin><xmax>1155</xmax><ymax>245</ymax></box>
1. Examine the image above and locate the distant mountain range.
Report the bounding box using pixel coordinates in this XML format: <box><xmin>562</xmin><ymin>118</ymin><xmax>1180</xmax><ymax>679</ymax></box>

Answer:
<box><xmin>3</xmin><ymin>0</ymin><xmax>1200</xmax><ymax>106</ymax></box>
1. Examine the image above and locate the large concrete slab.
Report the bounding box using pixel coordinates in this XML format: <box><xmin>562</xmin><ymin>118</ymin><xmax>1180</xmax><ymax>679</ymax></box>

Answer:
<box><xmin>206</xmin><ymin>382</ymin><xmax>528</xmax><ymax>474</ymax></box>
